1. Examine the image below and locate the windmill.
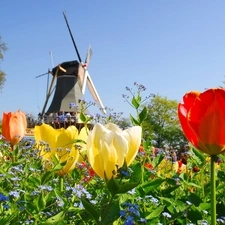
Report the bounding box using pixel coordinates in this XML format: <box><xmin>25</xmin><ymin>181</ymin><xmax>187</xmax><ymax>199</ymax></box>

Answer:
<box><xmin>37</xmin><ymin>11</ymin><xmax>106</xmax><ymax>129</ymax></box>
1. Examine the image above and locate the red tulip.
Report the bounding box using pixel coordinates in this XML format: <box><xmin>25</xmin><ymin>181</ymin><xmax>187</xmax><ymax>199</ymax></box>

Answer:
<box><xmin>144</xmin><ymin>162</ymin><xmax>153</xmax><ymax>170</ymax></box>
<box><xmin>193</xmin><ymin>166</ymin><xmax>199</xmax><ymax>172</ymax></box>
<box><xmin>2</xmin><ymin>110</ymin><xmax>27</xmax><ymax>146</ymax></box>
<box><xmin>178</xmin><ymin>88</ymin><xmax>225</xmax><ymax>155</ymax></box>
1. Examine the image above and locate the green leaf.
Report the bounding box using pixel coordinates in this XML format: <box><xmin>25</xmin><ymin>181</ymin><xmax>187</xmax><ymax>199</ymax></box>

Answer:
<box><xmin>130</xmin><ymin>162</ymin><xmax>142</xmax><ymax>183</ymax></box>
<box><xmin>70</xmin><ymin>139</ymin><xmax>87</xmax><ymax>145</ymax></box>
<box><xmin>192</xmin><ymin>147</ymin><xmax>205</xmax><ymax>166</ymax></box>
<box><xmin>67</xmin><ymin>206</ymin><xmax>83</xmax><ymax>213</ymax></box>
<box><xmin>162</xmin><ymin>185</ymin><xmax>181</xmax><ymax>196</ymax></box>
<box><xmin>141</xmin><ymin>179</ymin><xmax>164</xmax><ymax>194</ymax></box>
<box><xmin>33</xmin><ymin>192</ymin><xmax>46</xmax><ymax>212</ymax></box>
<box><xmin>131</xmin><ymin>97</ymin><xmax>140</xmax><ymax>109</ymax></box>
<box><xmin>175</xmin><ymin>200</ymin><xmax>187</xmax><ymax>212</ymax></box>
<box><xmin>217</xmin><ymin>182</ymin><xmax>225</xmax><ymax>191</ymax></box>
<box><xmin>143</xmin><ymin>139</ymin><xmax>151</xmax><ymax>150</ymax></box>
<box><xmin>106</xmin><ymin>176</ymin><xmax>120</xmax><ymax>196</ymax></box>
<box><xmin>52</xmin><ymin>161</ymin><xmax>66</xmax><ymax>172</ymax></box>
<box><xmin>39</xmin><ymin>211</ymin><xmax>65</xmax><ymax>225</ymax></box>
<box><xmin>165</xmin><ymin>178</ymin><xmax>177</xmax><ymax>186</ymax></box>
<box><xmin>138</xmin><ymin>106</ymin><xmax>148</xmax><ymax>123</ymax></box>
<box><xmin>130</xmin><ymin>114</ymin><xmax>140</xmax><ymax>126</ymax></box>
<box><xmin>41</xmin><ymin>171</ymin><xmax>53</xmax><ymax>185</ymax></box>
<box><xmin>217</xmin><ymin>170</ymin><xmax>225</xmax><ymax>180</ymax></box>
<box><xmin>51</xmin><ymin>154</ymin><xmax>59</xmax><ymax>165</ymax></box>
<box><xmin>25</xmin><ymin>202</ymin><xmax>38</xmax><ymax>215</ymax></box>
<box><xmin>81</xmin><ymin>197</ymin><xmax>99</xmax><ymax>223</ymax></box>
<box><xmin>117</xmin><ymin>181</ymin><xmax>140</xmax><ymax>194</ymax></box>
<box><xmin>0</xmin><ymin>213</ymin><xmax>19</xmax><ymax>225</ymax></box>
<box><xmin>187</xmin><ymin>193</ymin><xmax>202</xmax><ymax>207</ymax></box>
<box><xmin>160</xmin><ymin>197</ymin><xmax>186</xmax><ymax>213</ymax></box>
<box><xmin>136</xmin><ymin>93</ymin><xmax>142</xmax><ymax>103</ymax></box>
<box><xmin>146</xmin><ymin>205</ymin><xmax>165</xmax><ymax>219</ymax></box>
<box><xmin>199</xmin><ymin>202</ymin><xmax>211</xmax><ymax>211</ymax></box>
<box><xmin>79</xmin><ymin>112</ymin><xmax>87</xmax><ymax>123</ymax></box>
<box><xmin>27</xmin><ymin>176</ymin><xmax>41</xmax><ymax>187</ymax></box>
<box><xmin>12</xmin><ymin>145</ymin><xmax>19</xmax><ymax>156</ymax></box>
<box><xmin>187</xmin><ymin>204</ymin><xmax>202</xmax><ymax>222</ymax></box>
<box><xmin>183</xmin><ymin>181</ymin><xmax>201</xmax><ymax>189</ymax></box>
<box><xmin>101</xmin><ymin>200</ymin><xmax>120</xmax><ymax>225</ymax></box>
<box><xmin>152</xmin><ymin>154</ymin><xmax>165</xmax><ymax>168</ymax></box>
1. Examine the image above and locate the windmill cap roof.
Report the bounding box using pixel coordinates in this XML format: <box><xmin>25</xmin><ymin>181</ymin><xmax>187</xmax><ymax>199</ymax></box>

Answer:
<box><xmin>52</xmin><ymin>60</ymin><xmax>80</xmax><ymax>76</ymax></box>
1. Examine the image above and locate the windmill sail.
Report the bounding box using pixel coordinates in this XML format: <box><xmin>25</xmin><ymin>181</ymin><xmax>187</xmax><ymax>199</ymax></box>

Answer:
<box><xmin>38</xmin><ymin>12</ymin><xmax>106</xmax><ymax>130</ymax></box>
<box><xmin>62</xmin><ymin>12</ymin><xmax>106</xmax><ymax>114</ymax></box>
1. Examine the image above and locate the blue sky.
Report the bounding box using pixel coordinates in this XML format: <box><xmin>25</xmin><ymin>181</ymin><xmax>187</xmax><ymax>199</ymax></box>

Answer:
<box><xmin>1</xmin><ymin>0</ymin><xmax>225</xmax><ymax>119</ymax></box>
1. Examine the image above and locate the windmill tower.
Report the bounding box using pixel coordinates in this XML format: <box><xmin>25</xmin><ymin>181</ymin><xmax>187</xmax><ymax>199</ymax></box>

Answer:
<box><xmin>38</xmin><ymin>12</ymin><xmax>106</xmax><ymax>129</ymax></box>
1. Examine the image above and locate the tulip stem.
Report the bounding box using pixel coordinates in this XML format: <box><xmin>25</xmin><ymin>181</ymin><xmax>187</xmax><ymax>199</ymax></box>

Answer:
<box><xmin>100</xmin><ymin>194</ymin><xmax>115</xmax><ymax>224</ymax></box>
<box><xmin>210</xmin><ymin>155</ymin><xmax>216</xmax><ymax>225</ymax></box>
<box><xmin>11</xmin><ymin>145</ymin><xmax>17</xmax><ymax>163</ymax></box>
<box><xmin>11</xmin><ymin>156</ymin><xmax>16</xmax><ymax>163</ymax></box>
<box><xmin>59</xmin><ymin>176</ymin><xmax>64</xmax><ymax>192</ymax></box>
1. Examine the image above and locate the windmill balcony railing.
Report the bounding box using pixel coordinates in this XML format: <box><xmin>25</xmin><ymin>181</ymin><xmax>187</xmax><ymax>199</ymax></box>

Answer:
<box><xmin>43</xmin><ymin>115</ymin><xmax>93</xmax><ymax>130</ymax></box>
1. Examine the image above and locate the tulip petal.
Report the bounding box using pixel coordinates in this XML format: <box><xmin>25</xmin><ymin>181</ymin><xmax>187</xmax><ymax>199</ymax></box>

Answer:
<box><xmin>58</xmin><ymin>148</ymin><xmax>80</xmax><ymax>176</ymax></box>
<box><xmin>87</xmin><ymin>125</ymin><xmax>115</xmax><ymax>179</ymax></box>
<box><xmin>123</xmin><ymin>126</ymin><xmax>142</xmax><ymax>166</ymax></box>
<box><xmin>77</xmin><ymin>127</ymin><xmax>88</xmax><ymax>162</ymax></box>
<box><xmin>2</xmin><ymin>112</ymin><xmax>12</xmax><ymax>142</ymax></box>
<box><xmin>105</xmin><ymin>123</ymin><xmax>122</xmax><ymax>133</ymax></box>
<box><xmin>92</xmin><ymin>124</ymin><xmax>110</xmax><ymax>149</ymax></box>
<box><xmin>183</xmin><ymin>91</ymin><xmax>200</xmax><ymax>111</ymax></box>
<box><xmin>188</xmin><ymin>89</ymin><xmax>225</xmax><ymax>154</ymax></box>
<box><xmin>34</xmin><ymin>123</ymin><xmax>63</xmax><ymax>146</ymax></box>
<box><xmin>178</xmin><ymin>91</ymin><xmax>201</xmax><ymax>149</ymax></box>
<box><xmin>9</xmin><ymin>111</ymin><xmax>27</xmax><ymax>144</ymax></box>
<box><xmin>112</xmin><ymin>132</ymin><xmax>128</xmax><ymax>167</ymax></box>
<box><xmin>178</xmin><ymin>104</ymin><xmax>199</xmax><ymax>148</ymax></box>
<box><xmin>56</xmin><ymin>126</ymin><xmax>78</xmax><ymax>163</ymax></box>
<box><xmin>34</xmin><ymin>124</ymin><xmax>63</xmax><ymax>159</ymax></box>
<box><xmin>2</xmin><ymin>110</ymin><xmax>27</xmax><ymax>145</ymax></box>
<box><xmin>87</xmin><ymin>123</ymin><xmax>142</xmax><ymax>179</ymax></box>
<box><xmin>87</xmin><ymin>145</ymin><xmax>105</xmax><ymax>178</ymax></box>
<box><xmin>102</xmin><ymin>141</ymin><xmax>118</xmax><ymax>180</ymax></box>
<box><xmin>34</xmin><ymin>124</ymin><xmax>87</xmax><ymax>175</ymax></box>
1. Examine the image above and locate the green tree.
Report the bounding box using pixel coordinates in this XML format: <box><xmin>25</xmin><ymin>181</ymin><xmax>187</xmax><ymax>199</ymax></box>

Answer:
<box><xmin>116</xmin><ymin>117</ymin><xmax>131</xmax><ymax>129</ymax></box>
<box><xmin>143</xmin><ymin>95</ymin><xmax>187</xmax><ymax>148</ymax></box>
<box><xmin>0</xmin><ymin>35</ymin><xmax>8</xmax><ymax>91</ymax></box>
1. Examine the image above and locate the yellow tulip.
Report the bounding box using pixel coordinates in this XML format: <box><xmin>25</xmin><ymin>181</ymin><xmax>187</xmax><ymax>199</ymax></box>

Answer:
<box><xmin>2</xmin><ymin>110</ymin><xmax>27</xmax><ymax>146</ymax></box>
<box><xmin>34</xmin><ymin>124</ymin><xmax>88</xmax><ymax>176</ymax></box>
<box><xmin>87</xmin><ymin>123</ymin><xmax>142</xmax><ymax>180</ymax></box>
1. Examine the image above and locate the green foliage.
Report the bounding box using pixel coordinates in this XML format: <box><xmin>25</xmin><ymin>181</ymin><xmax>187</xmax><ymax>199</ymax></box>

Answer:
<box><xmin>0</xmin><ymin>129</ymin><xmax>224</xmax><ymax>224</ymax></box>
<box><xmin>123</xmin><ymin>82</ymin><xmax>150</xmax><ymax>128</ymax></box>
<box><xmin>123</xmin><ymin>83</ymin><xmax>187</xmax><ymax>148</ymax></box>
<box><xmin>81</xmin><ymin>197</ymin><xmax>99</xmax><ymax>223</ymax></box>
<box><xmin>116</xmin><ymin>117</ymin><xmax>131</xmax><ymax>129</ymax></box>
<box><xmin>143</xmin><ymin>94</ymin><xmax>187</xmax><ymax>147</ymax></box>
<box><xmin>0</xmin><ymin>35</ymin><xmax>8</xmax><ymax>91</ymax></box>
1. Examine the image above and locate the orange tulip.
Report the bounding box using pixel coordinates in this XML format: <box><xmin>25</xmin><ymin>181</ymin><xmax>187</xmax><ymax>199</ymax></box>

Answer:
<box><xmin>178</xmin><ymin>88</ymin><xmax>225</xmax><ymax>155</ymax></box>
<box><xmin>2</xmin><ymin>110</ymin><xmax>27</xmax><ymax>146</ymax></box>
